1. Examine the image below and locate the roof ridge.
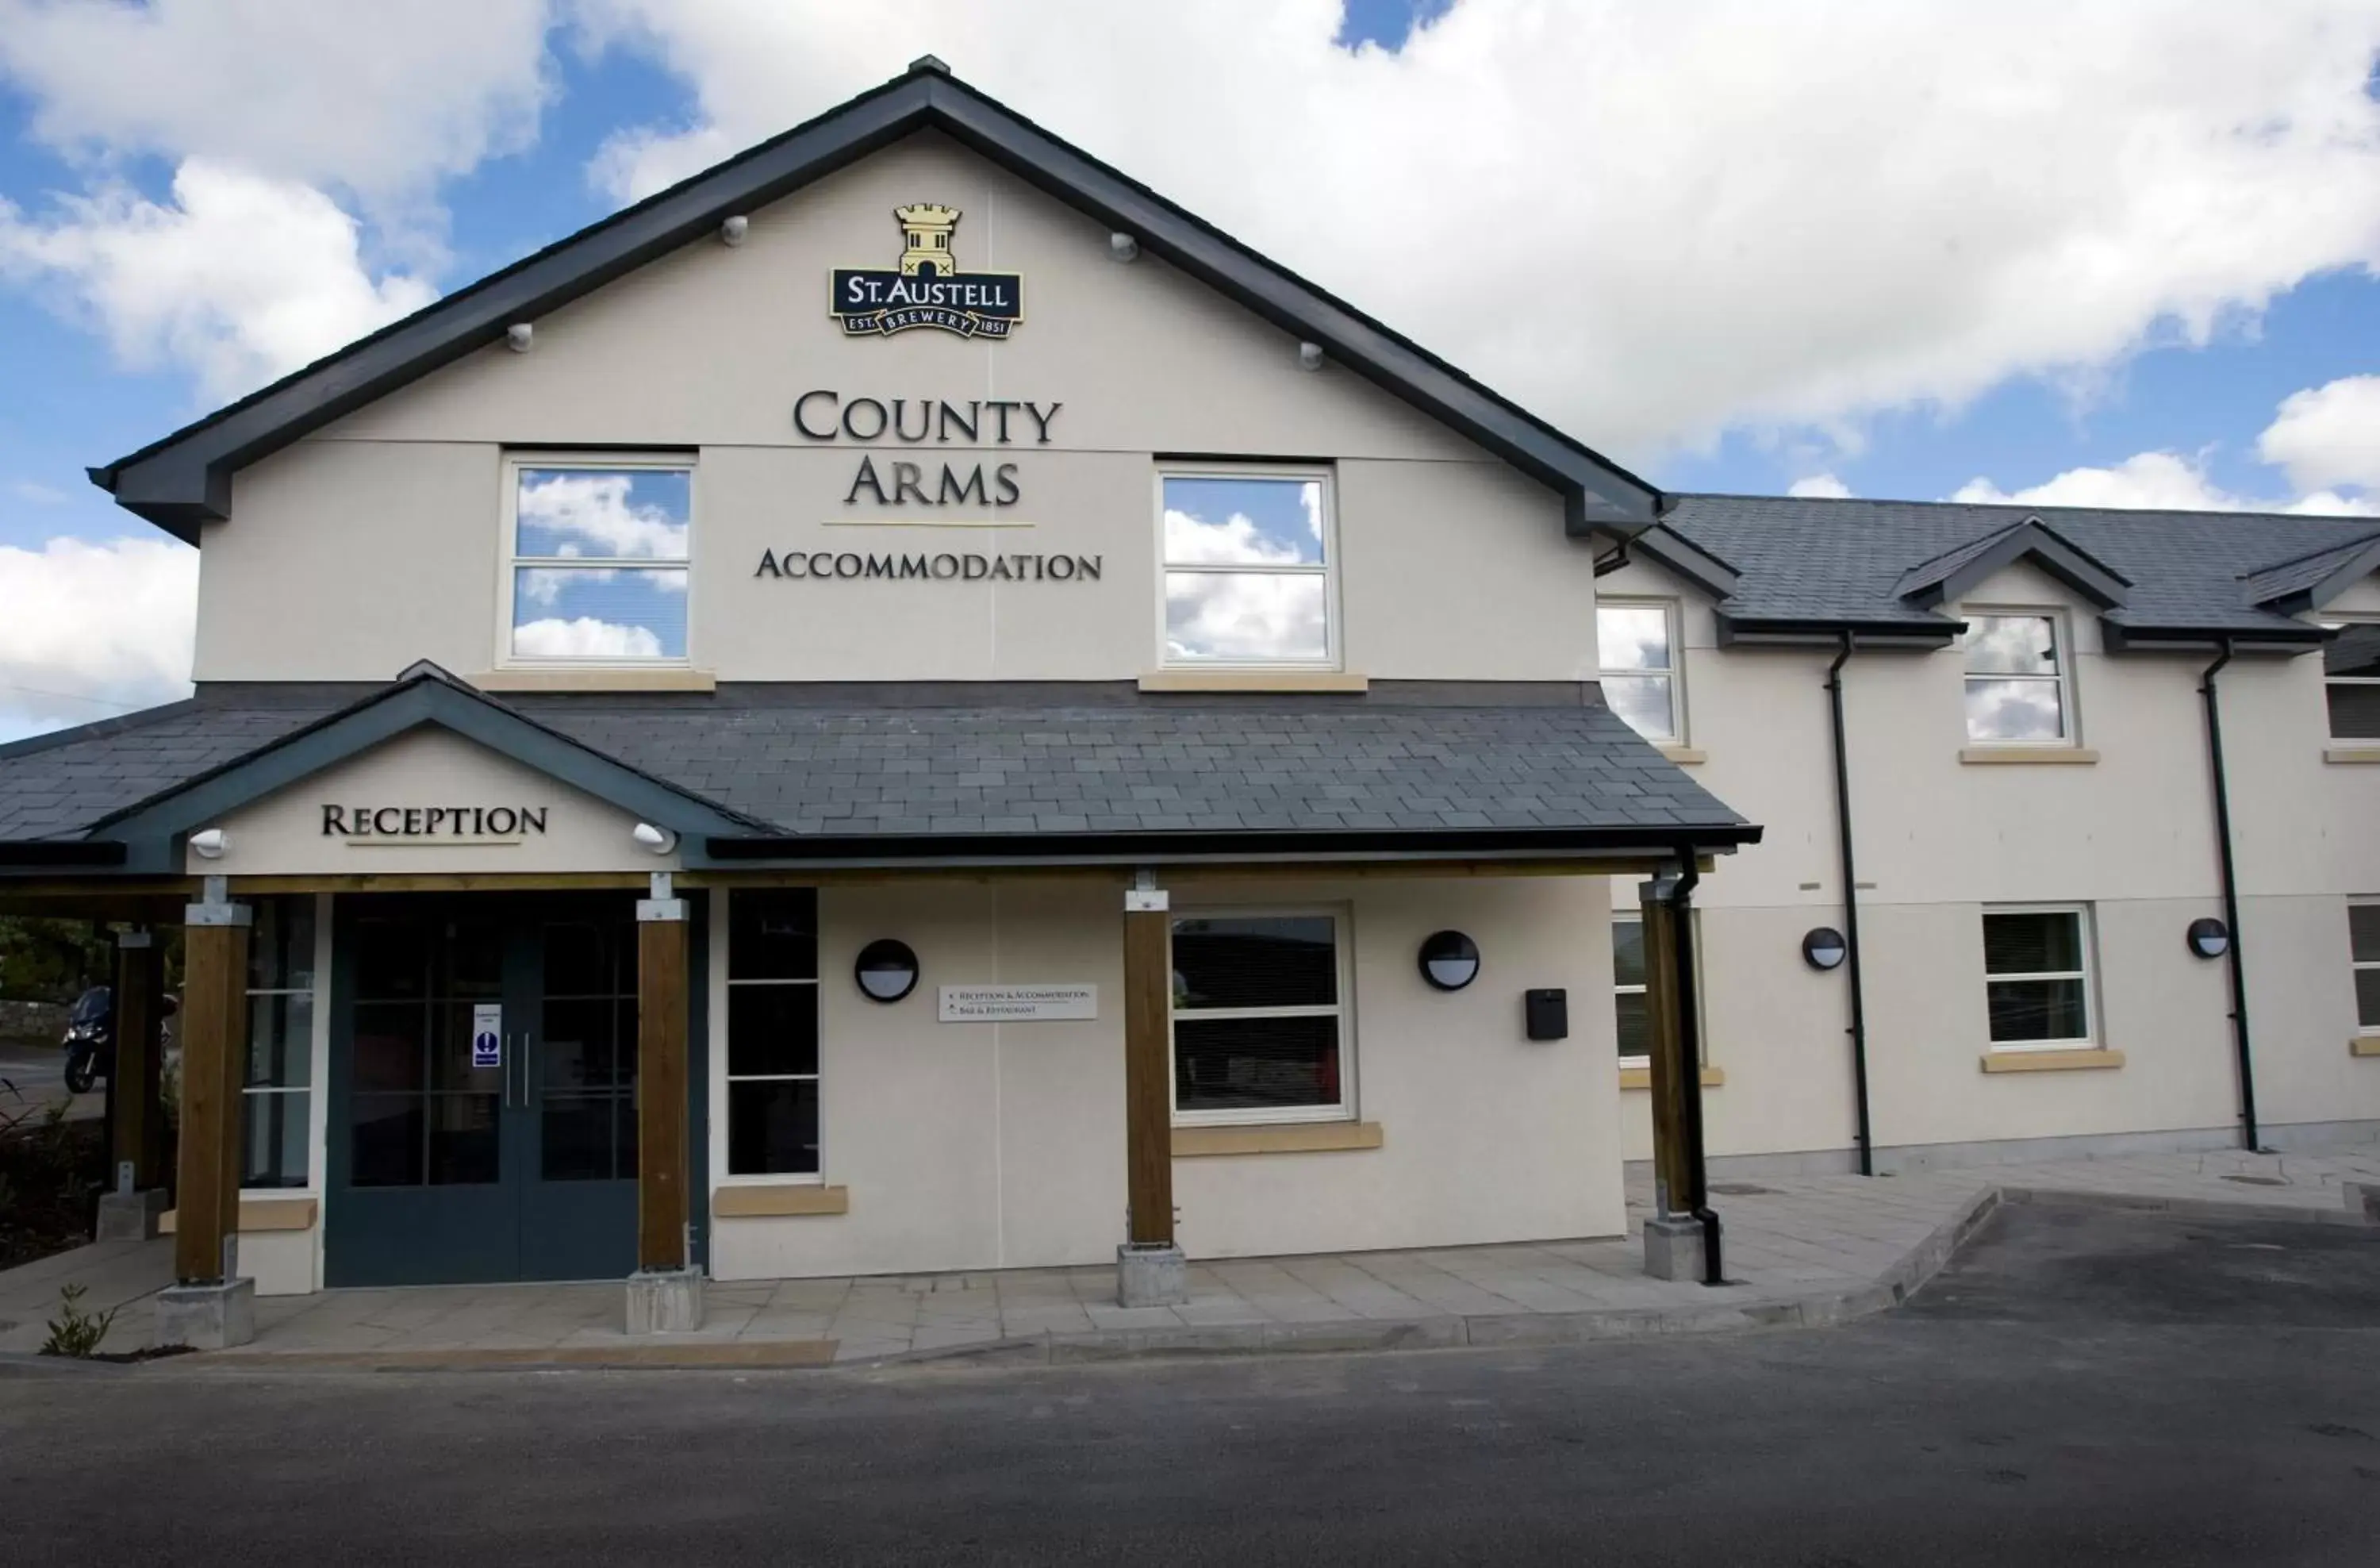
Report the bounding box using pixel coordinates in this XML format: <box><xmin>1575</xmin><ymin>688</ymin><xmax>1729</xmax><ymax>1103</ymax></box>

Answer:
<box><xmin>2235</xmin><ymin>523</ymin><xmax>2380</xmax><ymax>580</ymax></box>
<box><xmin>1672</xmin><ymin>490</ymin><xmax>2380</xmax><ymax>530</ymax></box>
<box><xmin>0</xmin><ymin>697</ymin><xmax>200</xmax><ymax>764</ymax></box>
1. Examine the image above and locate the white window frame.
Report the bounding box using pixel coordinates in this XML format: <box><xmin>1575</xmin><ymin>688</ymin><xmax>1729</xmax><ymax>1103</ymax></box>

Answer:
<box><xmin>1169</xmin><ymin>905</ymin><xmax>1357</xmax><ymax>1128</ymax></box>
<box><xmin>2351</xmin><ymin>897</ymin><xmax>2380</xmax><ymax>1037</ymax></box>
<box><xmin>1154</xmin><ymin>463</ymin><xmax>1342</xmax><ymax>671</ymax></box>
<box><xmin>241</xmin><ymin>894</ymin><xmax>328</xmax><ymax>1193</ymax></box>
<box><xmin>1610</xmin><ymin>908</ymin><xmax>1705</xmax><ymax>1070</ymax></box>
<box><xmin>2319</xmin><ymin>617</ymin><xmax>2380</xmax><ymax>744</ymax></box>
<box><xmin>498</xmin><ymin>452</ymin><xmax>697</xmax><ymax>671</ymax></box>
<box><xmin>1981</xmin><ymin>903</ymin><xmax>2098</xmax><ymax>1052</ymax></box>
<box><xmin>1959</xmin><ymin>607</ymin><xmax>2076</xmax><ymax>747</ymax></box>
<box><xmin>1595</xmin><ymin>598</ymin><xmax>1684</xmax><ymax>744</ymax></box>
<box><xmin>716</xmin><ymin>888</ymin><xmax>824</xmax><ymax>1185</ymax></box>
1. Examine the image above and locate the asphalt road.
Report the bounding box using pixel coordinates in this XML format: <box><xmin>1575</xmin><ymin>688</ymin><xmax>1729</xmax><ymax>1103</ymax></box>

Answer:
<box><xmin>4</xmin><ymin>1202</ymin><xmax>2378</xmax><ymax>1566</ymax></box>
<box><xmin>0</xmin><ymin>1047</ymin><xmax>102</xmax><ymax>1123</ymax></box>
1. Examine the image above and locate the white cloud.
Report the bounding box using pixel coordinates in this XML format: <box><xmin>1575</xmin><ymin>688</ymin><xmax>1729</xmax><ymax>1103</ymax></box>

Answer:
<box><xmin>512</xmin><ymin>617</ymin><xmax>665</xmax><ymax>659</ymax></box>
<box><xmin>1162</xmin><ymin>509</ymin><xmax>1310</xmax><ymax>567</ymax></box>
<box><xmin>1952</xmin><ymin>451</ymin><xmax>2378</xmax><ymax>517</ymax></box>
<box><xmin>1954</xmin><ymin>380</ymin><xmax>2380</xmax><ymax>516</ymax></box>
<box><xmin>1787</xmin><ymin>474</ymin><xmax>1854</xmax><ymax>500</ymax></box>
<box><xmin>0</xmin><ymin>537</ymin><xmax>198</xmax><ymax>742</ymax></box>
<box><xmin>571</xmin><ymin>0</ymin><xmax>2380</xmax><ymax>460</ymax></box>
<box><xmin>10</xmin><ymin>481</ymin><xmax>67</xmax><ymax>505</ymax></box>
<box><xmin>517</xmin><ymin>471</ymin><xmax>691</xmax><ymax>559</ymax></box>
<box><xmin>0</xmin><ymin>0</ymin><xmax>555</xmax><ymax>209</ymax></box>
<box><xmin>2257</xmin><ymin>375</ymin><xmax>2380</xmax><ymax>494</ymax></box>
<box><xmin>0</xmin><ymin>159</ymin><xmax>438</xmax><ymax>402</ymax></box>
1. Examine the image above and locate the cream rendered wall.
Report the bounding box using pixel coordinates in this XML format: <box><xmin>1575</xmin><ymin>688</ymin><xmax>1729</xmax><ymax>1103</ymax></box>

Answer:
<box><xmin>188</xmin><ymin>727</ymin><xmax>676</xmax><ymax>878</ymax></box>
<box><xmin>707</xmin><ymin>875</ymin><xmax>1620</xmax><ymax>1280</ymax></box>
<box><xmin>194</xmin><ymin>132</ymin><xmax>1604</xmax><ymax>684</ymax></box>
<box><xmin>1598</xmin><ymin>555</ymin><xmax>2380</xmax><ymax>1166</ymax></box>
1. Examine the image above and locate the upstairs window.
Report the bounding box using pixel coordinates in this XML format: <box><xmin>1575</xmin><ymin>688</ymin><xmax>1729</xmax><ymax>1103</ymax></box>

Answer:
<box><xmin>1597</xmin><ymin>601</ymin><xmax>1680</xmax><ymax>742</ymax></box>
<box><xmin>1961</xmin><ymin>613</ymin><xmax>2068</xmax><ymax>743</ymax></box>
<box><xmin>505</xmin><ymin>459</ymin><xmax>692</xmax><ymax>664</ymax></box>
<box><xmin>2324</xmin><ymin>621</ymin><xmax>2380</xmax><ymax>741</ymax></box>
<box><xmin>1159</xmin><ymin>470</ymin><xmax>1335</xmax><ymax>667</ymax></box>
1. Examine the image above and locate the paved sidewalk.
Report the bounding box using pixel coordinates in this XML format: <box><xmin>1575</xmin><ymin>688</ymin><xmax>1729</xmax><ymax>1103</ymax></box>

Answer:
<box><xmin>4</xmin><ymin>1147</ymin><xmax>2373</xmax><ymax>1369</ymax></box>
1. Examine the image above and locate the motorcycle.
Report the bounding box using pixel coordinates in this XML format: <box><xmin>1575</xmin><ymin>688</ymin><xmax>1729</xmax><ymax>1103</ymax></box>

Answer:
<box><xmin>60</xmin><ymin>985</ymin><xmax>112</xmax><ymax>1094</ymax></box>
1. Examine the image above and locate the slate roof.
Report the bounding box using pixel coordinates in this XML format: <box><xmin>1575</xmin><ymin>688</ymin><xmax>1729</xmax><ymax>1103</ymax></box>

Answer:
<box><xmin>1656</xmin><ymin>495</ymin><xmax>2380</xmax><ymax>639</ymax></box>
<box><xmin>0</xmin><ymin>682</ymin><xmax>1752</xmax><ymax>855</ymax></box>
<box><xmin>2238</xmin><ymin>528</ymin><xmax>2380</xmax><ymax>611</ymax></box>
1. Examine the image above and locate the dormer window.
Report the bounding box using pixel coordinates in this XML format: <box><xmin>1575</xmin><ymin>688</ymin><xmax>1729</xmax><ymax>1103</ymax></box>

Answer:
<box><xmin>503</xmin><ymin>457</ymin><xmax>693</xmax><ymax>665</ymax></box>
<box><xmin>1960</xmin><ymin>613</ymin><xmax>2070</xmax><ymax>743</ymax></box>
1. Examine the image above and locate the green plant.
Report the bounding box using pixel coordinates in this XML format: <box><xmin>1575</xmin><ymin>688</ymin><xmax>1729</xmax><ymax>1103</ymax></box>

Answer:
<box><xmin>40</xmin><ymin>1282</ymin><xmax>118</xmax><ymax>1358</ymax></box>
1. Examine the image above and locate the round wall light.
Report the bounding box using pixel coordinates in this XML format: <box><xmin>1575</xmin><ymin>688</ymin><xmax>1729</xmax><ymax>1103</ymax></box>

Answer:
<box><xmin>1418</xmin><ymin>930</ymin><xmax>1481</xmax><ymax>992</ymax></box>
<box><xmin>2186</xmin><ymin>917</ymin><xmax>2231</xmax><ymax>960</ymax></box>
<box><xmin>854</xmin><ymin>939</ymin><xmax>919</xmax><ymax>1003</ymax></box>
<box><xmin>1802</xmin><ymin>927</ymin><xmax>1848</xmax><ymax>971</ymax></box>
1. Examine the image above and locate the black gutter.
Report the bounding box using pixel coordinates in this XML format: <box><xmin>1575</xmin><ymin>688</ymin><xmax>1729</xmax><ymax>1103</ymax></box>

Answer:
<box><xmin>1825</xmin><ymin>633</ymin><xmax>1875</xmax><ymax>1176</ymax></box>
<box><xmin>704</xmin><ymin>822</ymin><xmax>1764</xmax><ymax>865</ymax></box>
<box><xmin>2198</xmin><ymin>640</ymin><xmax>2261</xmax><ymax>1151</ymax></box>
<box><xmin>1666</xmin><ymin>851</ymin><xmax>1724</xmax><ymax>1285</ymax></box>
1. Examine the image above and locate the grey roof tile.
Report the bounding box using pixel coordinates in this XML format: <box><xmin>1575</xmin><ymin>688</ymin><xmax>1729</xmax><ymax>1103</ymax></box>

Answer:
<box><xmin>1662</xmin><ymin>495</ymin><xmax>2380</xmax><ymax>633</ymax></box>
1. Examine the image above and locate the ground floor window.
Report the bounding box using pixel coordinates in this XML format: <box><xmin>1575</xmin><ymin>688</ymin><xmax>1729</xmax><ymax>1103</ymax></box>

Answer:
<box><xmin>243</xmin><ymin>896</ymin><xmax>316</xmax><ymax>1188</ymax></box>
<box><xmin>1982</xmin><ymin>905</ymin><xmax>2095</xmax><ymax>1049</ymax></box>
<box><xmin>1612</xmin><ymin>913</ymin><xmax>1651</xmax><ymax>1064</ymax></box>
<box><xmin>2352</xmin><ymin>901</ymin><xmax>2380</xmax><ymax>1035</ymax></box>
<box><xmin>724</xmin><ymin>888</ymin><xmax>820</xmax><ymax>1176</ymax></box>
<box><xmin>1170</xmin><ymin>909</ymin><xmax>1350</xmax><ymax>1124</ymax></box>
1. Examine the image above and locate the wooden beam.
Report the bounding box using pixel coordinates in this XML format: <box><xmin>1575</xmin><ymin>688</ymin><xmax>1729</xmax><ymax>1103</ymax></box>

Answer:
<box><xmin>1122</xmin><ymin>896</ymin><xmax>1175</xmax><ymax>1247</ymax></box>
<box><xmin>174</xmin><ymin>913</ymin><xmax>249</xmax><ymax>1284</ymax></box>
<box><xmin>635</xmin><ymin>913</ymin><xmax>692</xmax><ymax>1272</ymax></box>
<box><xmin>111</xmin><ymin>932</ymin><xmax>167</xmax><ymax>1191</ymax></box>
<box><xmin>1637</xmin><ymin>889</ymin><xmax>1694</xmax><ymax>1220</ymax></box>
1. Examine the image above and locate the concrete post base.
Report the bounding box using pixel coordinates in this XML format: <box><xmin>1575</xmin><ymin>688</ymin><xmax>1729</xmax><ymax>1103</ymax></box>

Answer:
<box><xmin>1116</xmin><ymin>1242</ymin><xmax>1188</xmax><ymax>1307</ymax></box>
<box><xmin>1643</xmin><ymin>1216</ymin><xmax>1709</xmax><ymax>1282</ymax></box>
<box><xmin>155</xmin><ymin>1278</ymin><xmax>255</xmax><ymax>1350</ymax></box>
<box><xmin>625</xmin><ymin>1266</ymin><xmax>706</xmax><ymax>1334</ymax></box>
<box><xmin>94</xmin><ymin>1188</ymin><xmax>170</xmax><ymax>1242</ymax></box>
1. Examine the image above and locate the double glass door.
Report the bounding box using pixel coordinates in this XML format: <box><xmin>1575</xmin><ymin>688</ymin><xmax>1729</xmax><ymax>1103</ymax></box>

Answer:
<box><xmin>327</xmin><ymin>893</ymin><xmax>643</xmax><ymax>1286</ymax></box>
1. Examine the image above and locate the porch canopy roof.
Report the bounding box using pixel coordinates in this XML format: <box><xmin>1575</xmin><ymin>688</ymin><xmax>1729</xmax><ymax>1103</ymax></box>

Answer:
<box><xmin>0</xmin><ymin>667</ymin><xmax>1756</xmax><ymax>882</ymax></box>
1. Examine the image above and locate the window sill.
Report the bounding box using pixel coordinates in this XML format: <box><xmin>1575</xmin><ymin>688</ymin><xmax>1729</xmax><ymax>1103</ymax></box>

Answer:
<box><xmin>1618</xmin><ymin>1066</ymin><xmax>1726</xmax><ymax>1090</ymax></box>
<box><xmin>2352</xmin><ymin>1036</ymin><xmax>2380</xmax><ymax>1059</ymax></box>
<box><xmin>2324</xmin><ymin>746</ymin><xmax>2380</xmax><ymax>765</ymax></box>
<box><xmin>1979</xmin><ymin>1047</ymin><xmax>2124</xmax><ymax>1074</ymax></box>
<box><xmin>1139</xmin><ymin>670</ymin><xmax>1368</xmax><ymax>694</ymax></box>
<box><xmin>159</xmin><ymin>1197</ymin><xmax>317</xmax><ymax>1234</ymax></box>
<box><xmin>1960</xmin><ymin>746</ymin><xmax>2099</xmax><ymax>766</ymax></box>
<box><xmin>1656</xmin><ymin>744</ymin><xmax>1706</xmax><ymax>766</ymax></box>
<box><xmin>476</xmin><ymin>668</ymin><xmax>718</xmax><ymax>693</ymax></box>
<box><xmin>712</xmin><ymin>1183</ymin><xmax>850</xmax><ymax>1217</ymax></box>
<box><xmin>1171</xmin><ymin>1121</ymin><xmax>1384</xmax><ymax>1157</ymax></box>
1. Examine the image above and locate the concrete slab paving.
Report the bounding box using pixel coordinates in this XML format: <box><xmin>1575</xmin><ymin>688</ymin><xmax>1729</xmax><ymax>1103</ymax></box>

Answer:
<box><xmin>7</xmin><ymin>1146</ymin><xmax>2375</xmax><ymax>1370</ymax></box>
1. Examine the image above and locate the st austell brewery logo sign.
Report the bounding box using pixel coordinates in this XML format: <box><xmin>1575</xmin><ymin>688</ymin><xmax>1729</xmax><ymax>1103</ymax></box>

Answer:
<box><xmin>830</xmin><ymin>205</ymin><xmax>1023</xmax><ymax>340</ymax></box>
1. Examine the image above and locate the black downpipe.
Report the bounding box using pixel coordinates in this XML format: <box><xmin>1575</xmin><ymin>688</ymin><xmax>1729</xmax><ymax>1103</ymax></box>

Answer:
<box><xmin>1668</xmin><ymin>851</ymin><xmax>1724</xmax><ymax>1285</ymax></box>
<box><xmin>2198</xmin><ymin>640</ymin><xmax>2261</xmax><ymax>1151</ymax></box>
<box><xmin>1825</xmin><ymin>633</ymin><xmax>1876</xmax><ymax>1176</ymax></box>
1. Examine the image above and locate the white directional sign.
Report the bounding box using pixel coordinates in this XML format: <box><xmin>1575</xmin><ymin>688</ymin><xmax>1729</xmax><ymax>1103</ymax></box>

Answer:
<box><xmin>937</xmin><ymin>985</ymin><xmax>1098</xmax><ymax>1023</ymax></box>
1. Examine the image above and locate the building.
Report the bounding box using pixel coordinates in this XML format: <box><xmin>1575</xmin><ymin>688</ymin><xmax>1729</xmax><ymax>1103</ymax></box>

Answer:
<box><xmin>1</xmin><ymin>60</ymin><xmax>2372</xmax><ymax>1344</ymax></box>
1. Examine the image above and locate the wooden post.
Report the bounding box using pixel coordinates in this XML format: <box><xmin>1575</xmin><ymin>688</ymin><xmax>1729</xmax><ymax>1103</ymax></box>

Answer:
<box><xmin>1122</xmin><ymin>886</ymin><xmax>1174</xmax><ymax>1247</ymax></box>
<box><xmin>175</xmin><ymin>896</ymin><xmax>250</xmax><ymax>1285</ymax></box>
<box><xmin>1637</xmin><ymin>883</ymin><xmax>1694</xmax><ymax>1220</ymax></box>
<box><xmin>111</xmin><ymin>928</ymin><xmax>166</xmax><ymax>1191</ymax></box>
<box><xmin>635</xmin><ymin>895</ymin><xmax>691</xmax><ymax>1273</ymax></box>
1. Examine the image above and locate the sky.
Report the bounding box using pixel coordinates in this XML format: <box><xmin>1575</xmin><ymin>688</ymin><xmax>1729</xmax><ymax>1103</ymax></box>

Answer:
<box><xmin>2</xmin><ymin>0</ymin><xmax>2380</xmax><ymax>742</ymax></box>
